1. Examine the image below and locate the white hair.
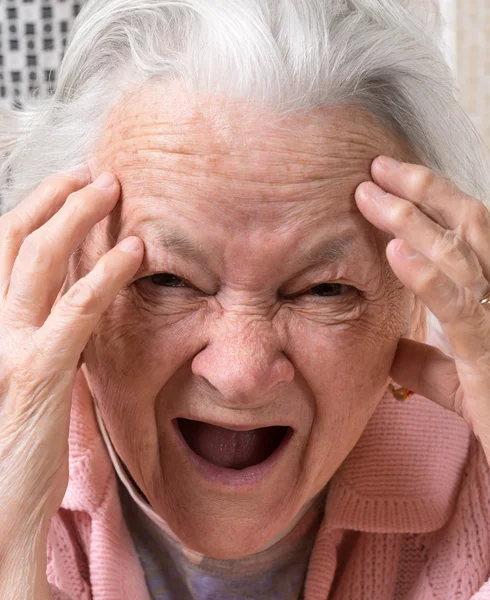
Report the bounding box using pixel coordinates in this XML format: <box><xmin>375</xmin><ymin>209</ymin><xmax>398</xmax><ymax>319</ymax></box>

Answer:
<box><xmin>0</xmin><ymin>0</ymin><xmax>488</xmax><ymax>216</ymax></box>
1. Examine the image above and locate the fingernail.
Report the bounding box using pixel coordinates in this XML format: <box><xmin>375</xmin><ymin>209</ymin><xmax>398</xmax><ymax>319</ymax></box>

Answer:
<box><xmin>396</xmin><ymin>240</ymin><xmax>418</xmax><ymax>258</ymax></box>
<box><xmin>378</xmin><ymin>156</ymin><xmax>403</xmax><ymax>170</ymax></box>
<box><xmin>93</xmin><ymin>172</ymin><xmax>115</xmax><ymax>189</ymax></box>
<box><xmin>119</xmin><ymin>237</ymin><xmax>141</xmax><ymax>253</ymax></box>
<box><xmin>366</xmin><ymin>182</ymin><xmax>387</xmax><ymax>198</ymax></box>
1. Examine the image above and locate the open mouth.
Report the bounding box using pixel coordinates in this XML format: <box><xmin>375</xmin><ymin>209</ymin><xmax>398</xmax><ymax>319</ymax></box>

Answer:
<box><xmin>176</xmin><ymin>418</ymin><xmax>291</xmax><ymax>470</ymax></box>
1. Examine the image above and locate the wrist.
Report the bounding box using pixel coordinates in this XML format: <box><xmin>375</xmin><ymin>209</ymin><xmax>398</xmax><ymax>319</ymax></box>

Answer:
<box><xmin>0</xmin><ymin>516</ymin><xmax>51</xmax><ymax>600</ymax></box>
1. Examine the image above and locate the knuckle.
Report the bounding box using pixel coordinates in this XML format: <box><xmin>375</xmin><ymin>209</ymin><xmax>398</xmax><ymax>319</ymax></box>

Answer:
<box><xmin>390</xmin><ymin>200</ymin><xmax>417</xmax><ymax>226</ymax></box>
<box><xmin>409</xmin><ymin>166</ymin><xmax>437</xmax><ymax>196</ymax></box>
<box><xmin>0</xmin><ymin>334</ymin><xmax>40</xmax><ymax>394</ymax></box>
<box><xmin>59</xmin><ymin>185</ymin><xmax>96</xmax><ymax>223</ymax></box>
<box><xmin>21</xmin><ymin>231</ymin><xmax>46</xmax><ymax>254</ymax></box>
<box><xmin>471</xmin><ymin>200</ymin><xmax>489</xmax><ymax>222</ymax></box>
<box><xmin>456</xmin><ymin>288</ymin><xmax>479</xmax><ymax>321</ymax></box>
<box><xmin>459</xmin><ymin>200</ymin><xmax>490</xmax><ymax>243</ymax></box>
<box><xmin>420</xmin><ymin>268</ymin><xmax>446</xmax><ymax>298</ymax></box>
<box><xmin>37</xmin><ymin>177</ymin><xmax>65</xmax><ymax>203</ymax></box>
<box><xmin>19</xmin><ymin>231</ymin><xmax>54</xmax><ymax>267</ymax></box>
<box><xmin>63</xmin><ymin>188</ymin><xmax>87</xmax><ymax>216</ymax></box>
<box><xmin>64</xmin><ymin>278</ymin><xmax>101</xmax><ymax>312</ymax></box>
<box><xmin>0</xmin><ymin>213</ymin><xmax>26</xmax><ymax>248</ymax></box>
<box><xmin>433</xmin><ymin>231</ymin><xmax>469</xmax><ymax>265</ymax></box>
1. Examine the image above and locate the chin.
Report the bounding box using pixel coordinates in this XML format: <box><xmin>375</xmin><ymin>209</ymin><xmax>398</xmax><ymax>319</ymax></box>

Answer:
<box><xmin>175</xmin><ymin>518</ymin><xmax>279</xmax><ymax>559</ymax></box>
<box><xmin>152</xmin><ymin>476</ymin><xmax>295</xmax><ymax>560</ymax></box>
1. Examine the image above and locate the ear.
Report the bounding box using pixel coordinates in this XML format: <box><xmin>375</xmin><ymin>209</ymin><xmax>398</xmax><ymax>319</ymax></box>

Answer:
<box><xmin>387</xmin><ymin>295</ymin><xmax>427</xmax><ymax>392</ymax></box>
<box><xmin>77</xmin><ymin>352</ymin><xmax>86</xmax><ymax>370</ymax></box>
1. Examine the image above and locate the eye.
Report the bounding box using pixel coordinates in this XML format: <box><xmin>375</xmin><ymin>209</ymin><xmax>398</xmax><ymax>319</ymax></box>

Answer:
<box><xmin>307</xmin><ymin>283</ymin><xmax>357</xmax><ymax>297</ymax></box>
<box><xmin>149</xmin><ymin>273</ymin><xmax>188</xmax><ymax>288</ymax></box>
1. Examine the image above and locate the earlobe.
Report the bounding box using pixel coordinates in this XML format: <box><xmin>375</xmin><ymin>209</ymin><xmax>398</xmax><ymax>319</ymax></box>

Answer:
<box><xmin>77</xmin><ymin>353</ymin><xmax>85</xmax><ymax>370</ymax></box>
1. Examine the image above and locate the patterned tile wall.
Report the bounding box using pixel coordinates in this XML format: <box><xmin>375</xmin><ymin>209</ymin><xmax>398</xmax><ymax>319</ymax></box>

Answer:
<box><xmin>0</xmin><ymin>0</ymin><xmax>82</xmax><ymax>108</ymax></box>
<box><xmin>0</xmin><ymin>0</ymin><xmax>488</xmax><ymax>151</ymax></box>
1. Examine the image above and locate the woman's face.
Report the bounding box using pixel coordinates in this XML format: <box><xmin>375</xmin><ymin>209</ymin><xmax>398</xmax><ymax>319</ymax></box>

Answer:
<box><xmin>75</xmin><ymin>83</ymin><xmax>415</xmax><ymax>559</ymax></box>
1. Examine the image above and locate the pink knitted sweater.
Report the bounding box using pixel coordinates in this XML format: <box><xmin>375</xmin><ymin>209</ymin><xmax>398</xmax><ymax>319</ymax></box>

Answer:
<box><xmin>46</xmin><ymin>327</ymin><xmax>490</xmax><ymax>600</ymax></box>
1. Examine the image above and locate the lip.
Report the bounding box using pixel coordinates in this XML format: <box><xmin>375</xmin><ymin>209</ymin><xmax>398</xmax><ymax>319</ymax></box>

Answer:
<box><xmin>175</xmin><ymin>416</ymin><xmax>292</xmax><ymax>432</ymax></box>
<box><xmin>172</xmin><ymin>418</ymin><xmax>294</xmax><ymax>488</ymax></box>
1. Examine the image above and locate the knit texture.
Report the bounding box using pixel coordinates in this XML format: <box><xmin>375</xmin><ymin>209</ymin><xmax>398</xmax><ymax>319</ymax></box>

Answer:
<box><xmin>46</xmin><ymin>326</ymin><xmax>490</xmax><ymax>599</ymax></box>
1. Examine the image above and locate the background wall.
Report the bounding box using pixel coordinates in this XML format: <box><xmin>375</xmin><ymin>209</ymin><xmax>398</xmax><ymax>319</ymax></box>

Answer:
<box><xmin>453</xmin><ymin>0</ymin><xmax>490</xmax><ymax>150</ymax></box>
<box><xmin>0</xmin><ymin>0</ymin><xmax>82</xmax><ymax>106</ymax></box>
<box><xmin>0</xmin><ymin>0</ymin><xmax>488</xmax><ymax>153</ymax></box>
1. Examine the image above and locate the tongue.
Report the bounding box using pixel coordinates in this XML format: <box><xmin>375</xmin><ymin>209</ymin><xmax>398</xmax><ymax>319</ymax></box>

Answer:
<box><xmin>178</xmin><ymin>418</ymin><xmax>287</xmax><ymax>470</ymax></box>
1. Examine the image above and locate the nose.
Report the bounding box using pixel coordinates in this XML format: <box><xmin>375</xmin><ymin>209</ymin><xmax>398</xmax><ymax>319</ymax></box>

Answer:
<box><xmin>191</xmin><ymin>315</ymin><xmax>295</xmax><ymax>407</ymax></box>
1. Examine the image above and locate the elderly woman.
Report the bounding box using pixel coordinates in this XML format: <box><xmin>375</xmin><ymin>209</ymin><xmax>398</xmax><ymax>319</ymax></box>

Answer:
<box><xmin>1</xmin><ymin>0</ymin><xmax>490</xmax><ymax>598</ymax></box>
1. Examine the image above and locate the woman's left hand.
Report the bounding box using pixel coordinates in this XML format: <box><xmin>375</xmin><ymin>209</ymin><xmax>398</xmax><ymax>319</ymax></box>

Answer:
<box><xmin>355</xmin><ymin>156</ymin><xmax>490</xmax><ymax>463</ymax></box>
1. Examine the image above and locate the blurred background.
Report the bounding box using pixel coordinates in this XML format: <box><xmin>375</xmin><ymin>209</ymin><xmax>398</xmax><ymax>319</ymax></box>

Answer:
<box><xmin>0</xmin><ymin>0</ymin><xmax>488</xmax><ymax>152</ymax></box>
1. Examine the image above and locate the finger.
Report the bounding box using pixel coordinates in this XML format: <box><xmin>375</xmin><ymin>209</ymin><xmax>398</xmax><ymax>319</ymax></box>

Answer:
<box><xmin>370</xmin><ymin>156</ymin><xmax>490</xmax><ymax>283</ymax></box>
<box><xmin>389</xmin><ymin>337</ymin><xmax>460</xmax><ymax>414</ymax></box>
<box><xmin>37</xmin><ymin>236</ymin><xmax>143</xmax><ymax>364</ymax></box>
<box><xmin>3</xmin><ymin>172</ymin><xmax>121</xmax><ymax>328</ymax></box>
<box><xmin>355</xmin><ymin>182</ymin><xmax>489</xmax><ymax>300</ymax></box>
<box><xmin>385</xmin><ymin>238</ymin><xmax>490</xmax><ymax>363</ymax></box>
<box><xmin>0</xmin><ymin>167</ymin><xmax>92</xmax><ymax>300</ymax></box>
<box><xmin>370</xmin><ymin>157</ymin><xmax>482</xmax><ymax>229</ymax></box>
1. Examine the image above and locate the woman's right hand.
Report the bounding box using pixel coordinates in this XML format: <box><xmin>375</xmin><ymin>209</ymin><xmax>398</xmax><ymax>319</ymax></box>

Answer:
<box><xmin>0</xmin><ymin>168</ymin><xmax>143</xmax><ymax>545</ymax></box>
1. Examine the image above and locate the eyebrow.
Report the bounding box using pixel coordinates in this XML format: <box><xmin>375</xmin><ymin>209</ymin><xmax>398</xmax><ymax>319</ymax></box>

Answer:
<box><xmin>131</xmin><ymin>222</ymin><xmax>212</xmax><ymax>263</ymax></box>
<box><xmin>297</xmin><ymin>233</ymin><xmax>357</xmax><ymax>267</ymax></box>
<box><xmin>126</xmin><ymin>221</ymin><xmax>358</xmax><ymax>270</ymax></box>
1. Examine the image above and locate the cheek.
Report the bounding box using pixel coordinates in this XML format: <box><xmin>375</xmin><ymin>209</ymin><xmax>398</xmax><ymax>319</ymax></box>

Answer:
<box><xmin>284</xmin><ymin>313</ymin><xmax>402</xmax><ymax>490</ymax></box>
<box><xmin>282</xmin><ymin>298</ymin><xmax>405</xmax><ymax>429</ymax></box>
<box><xmin>82</xmin><ymin>295</ymin><xmax>207</xmax><ymax>456</ymax></box>
<box><xmin>84</xmin><ymin>292</ymin><xmax>207</xmax><ymax>386</ymax></box>
<box><xmin>283</xmin><ymin>293</ymin><xmax>404</xmax><ymax>376</ymax></box>
<box><xmin>291</xmin><ymin>322</ymin><xmax>395</xmax><ymax>429</ymax></box>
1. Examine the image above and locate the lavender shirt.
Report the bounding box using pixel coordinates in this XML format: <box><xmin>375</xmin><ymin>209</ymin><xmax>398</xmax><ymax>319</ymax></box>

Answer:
<box><xmin>118</xmin><ymin>479</ymin><xmax>327</xmax><ymax>600</ymax></box>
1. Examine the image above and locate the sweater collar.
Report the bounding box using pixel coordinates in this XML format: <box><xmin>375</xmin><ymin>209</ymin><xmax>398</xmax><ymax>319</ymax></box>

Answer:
<box><xmin>322</xmin><ymin>387</ymin><xmax>470</xmax><ymax>534</ymax></box>
<box><xmin>322</xmin><ymin>323</ymin><xmax>471</xmax><ymax>534</ymax></box>
<box><xmin>63</xmin><ymin>326</ymin><xmax>471</xmax><ymax>535</ymax></box>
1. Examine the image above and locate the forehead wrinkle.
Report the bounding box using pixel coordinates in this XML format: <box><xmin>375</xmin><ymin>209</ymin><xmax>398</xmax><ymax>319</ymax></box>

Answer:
<box><xmin>94</xmin><ymin>90</ymin><xmax>406</xmax><ymax>189</ymax></box>
<box><xmin>98</xmin><ymin>123</ymin><xmax>389</xmax><ymax>187</ymax></box>
<box><xmin>120</xmin><ymin>217</ymin><xmax>367</xmax><ymax>274</ymax></box>
<box><xmin>100</xmin><ymin>146</ymin><xmax>377</xmax><ymax>190</ymax></box>
<box><xmin>115</xmin><ymin>162</ymin><xmax>368</xmax><ymax>245</ymax></box>
<box><xmin>104</xmin><ymin>124</ymin><xmax>384</xmax><ymax>159</ymax></box>
<box><xmin>114</xmin><ymin>161</ymin><xmax>373</xmax><ymax>218</ymax></box>
<box><xmin>101</xmin><ymin>82</ymin><xmax>396</xmax><ymax>158</ymax></box>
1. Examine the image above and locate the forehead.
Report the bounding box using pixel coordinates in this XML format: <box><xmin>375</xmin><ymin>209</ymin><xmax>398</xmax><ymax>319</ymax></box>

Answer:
<box><xmin>91</xmin><ymin>81</ymin><xmax>416</xmax><ymax>234</ymax></box>
<box><xmin>95</xmin><ymin>82</ymin><xmax>409</xmax><ymax>168</ymax></box>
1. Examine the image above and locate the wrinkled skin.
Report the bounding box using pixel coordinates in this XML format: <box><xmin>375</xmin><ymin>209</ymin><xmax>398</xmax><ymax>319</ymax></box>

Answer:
<box><xmin>71</xmin><ymin>82</ymin><xmax>421</xmax><ymax>559</ymax></box>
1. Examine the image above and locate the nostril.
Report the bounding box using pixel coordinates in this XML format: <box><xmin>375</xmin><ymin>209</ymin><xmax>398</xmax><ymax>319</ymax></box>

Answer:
<box><xmin>191</xmin><ymin>346</ymin><xmax>294</xmax><ymax>401</ymax></box>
